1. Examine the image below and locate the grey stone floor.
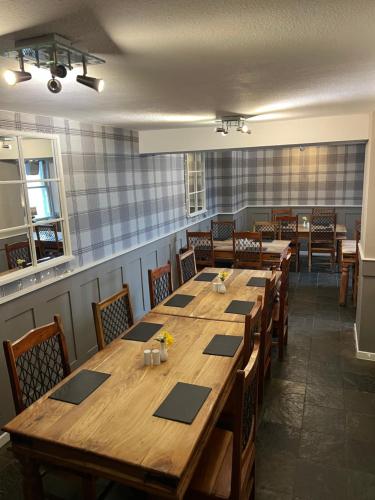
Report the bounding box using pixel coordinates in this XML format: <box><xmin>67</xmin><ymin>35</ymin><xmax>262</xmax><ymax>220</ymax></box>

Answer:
<box><xmin>1</xmin><ymin>258</ymin><xmax>374</xmax><ymax>499</ymax></box>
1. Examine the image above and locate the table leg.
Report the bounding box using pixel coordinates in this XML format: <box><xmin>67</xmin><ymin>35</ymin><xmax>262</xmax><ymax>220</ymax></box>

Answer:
<box><xmin>337</xmin><ymin>240</ymin><xmax>343</xmax><ymax>271</ymax></box>
<box><xmin>18</xmin><ymin>455</ymin><xmax>43</xmax><ymax>500</ymax></box>
<box><xmin>339</xmin><ymin>263</ymin><xmax>349</xmax><ymax>306</ymax></box>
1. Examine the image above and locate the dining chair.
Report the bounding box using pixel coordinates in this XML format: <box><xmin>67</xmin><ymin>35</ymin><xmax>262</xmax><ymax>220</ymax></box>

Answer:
<box><xmin>211</xmin><ymin>220</ymin><xmax>236</xmax><ymax>241</ymax></box>
<box><xmin>271</xmin><ymin>208</ymin><xmax>292</xmax><ymax>220</ymax></box>
<box><xmin>258</xmin><ymin>273</ymin><xmax>277</xmax><ymax>404</ymax></box>
<box><xmin>92</xmin><ymin>284</ymin><xmax>134</xmax><ymax>350</ymax></box>
<box><xmin>312</xmin><ymin>207</ymin><xmax>336</xmax><ymax>215</ymax></box>
<box><xmin>233</xmin><ymin>231</ymin><xmax>263</xmax><ymax>269</ymax></box>
<box><xmin>35</xmin><ymin>223</ymin><xmax>58</xmax><ymax>242</ymax></box>
<box><xmin>148</xmin><ymin>262</ymin><xmax>173</xmax><ymax>308</ymax></box>
<box><xmin>187</xmin><ymin>343</ymin><xmax>259</xmax><ymax>500</ymax></box>
<box><xmin>186</xmin><ymin>231</ymin><xmax>215</xmax><ymax>268</ymax></box>
<box><xmin>253</xmin><ymin>221</ymin><xmax>279</xmax><ymax>242</ymax></box>
<box><xmin>3</xmin><ymin>317</ymin><xmax>108</xmax><ymax>499</ymax></box>
<box><xmin>308</xmin><ymin>213</ymin><xmax>337</xmax><ymax>272</ymax></box>
<box><xmin>273</xmin><ymin>252</ymin><xmax>291</xmax><ymax>360</ymax></box>
<box><xmin>176</xmin><ymin>248</ymin><xmax>197</xmax><ymax>286</ymax></box>
<box><xmin>353</xmin><ymin>223</ymin><xmax>361</xmax><ymax>304</ymax></box>
<box><xmin>36</xmin><ymin>223</ymin><xmax>62</xmax><ymax>258</ymax></box>
<box><xmin>5</xmin><ymin>241</ymin><xmax>31</xmax><ymax>269</ymax></box>
<box><xmin>243</xmin><ymin>296</ymin><xmax>262</xmax><ymax>368</ymax></box>
<box><xmin>275</xmin><ymin>215</ymin><xmax>300</xmax><ymax>271</ymax></box>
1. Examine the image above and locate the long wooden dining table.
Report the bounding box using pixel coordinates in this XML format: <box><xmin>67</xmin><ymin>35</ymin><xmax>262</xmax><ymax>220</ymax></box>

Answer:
<box><xmin>153</xmin><ymin>267</ymin><xmax>281</xmax><ymax>323</ymax></box>
<box><xmin>213</xmin><ymin>238</ymin><xmax>291</xmax><ymax>263</ymax></box>
<box><xmin>3</xmin><ymin>312</ymin><xmax>245</xmax><ymax>500</ymax></box>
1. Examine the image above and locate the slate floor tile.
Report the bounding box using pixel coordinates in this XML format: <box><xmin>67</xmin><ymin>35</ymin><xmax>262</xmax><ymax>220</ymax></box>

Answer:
<box><xmin>302</xmin><ymin>404</ymin><xmax>345</xmax><ymax>434</ymax></box>
<box><xmin>257</xmin><ymin>421</ymin><xmax>301</xmax><ymax>459</ymax></box>
<box><xmin>256</xmin><ymin>453</ymin><xmax>297</xmax><ymax>495</ymax></box>
<box><xmin>346</xmin><ymin>412</ymin><xmax>375</xmax><ymax>443</ymax></box>
<box><xmin>293</xmin><ymin>460</ymin><xmax>349</xmax><ymax>500</ymax></box>
<box><xmin>344</xmin><ymin>389</ymin><xmax>375</xmax><ymax>415</ymax></box>
<box><xmin>305</xmin><ymin>384</ymin><xmax>344</xmax><ymax>410</ymax></box>
<box><xmin>347</xmin><ymin>470</ymin><xmax>375</xmax><ymax>500</ymax></box>
<box><xmin>299</xmin><ymin>429</ymin><xmax>346</xmax><ymax>467</ymax></box>
<box><xmin>346</xmin><ymin>438</ymin><xmax>375</xmax><ymax>475</ymax></box>
<box><xmin>343</xmin><ymin>371</ymin><xmax>375</xmax><ymax>394</ymax></box>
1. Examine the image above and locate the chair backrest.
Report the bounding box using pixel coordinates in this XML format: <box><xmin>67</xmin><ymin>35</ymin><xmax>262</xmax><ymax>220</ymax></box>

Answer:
<box><xmin>261</xmin><ymin>273</ymin><xmax>277</xmax><ymax>336</ymax></box>
<box><xmin>5</xmin><ymin>241</ymin><xmax>31</xmax><ymax>269</ymax></box>
<box><xmin>231</xmin><ymin>342</ymin><xmax>259</xmax><ymax>500</ymax></box>
<box><xmin>312</xmin><ymin>207</ymin><xmax>335</xmax><ymax>215</ymax></box>
<box><xmin>309</xmin><ymin>213</ymin><xmax>337</xmax><ymax>245</ymax></box>
<box><xmin>253</xmin><ymin>221</ymin><xmax>278</xmax><ymax>241</ymax></box>
<box><xmin>35</xmin><ymin>223</ymin><xmax>58</xmax><ymax>242</ymax></box>
<box><xmin>186</xmin><ymin>231</ymin><xmax>214</xmax><ymax>267</ymax></box>
<box><xmin>243</xmin><ymin>297</ymin><xmax>262</xmax><ymax>367</ymax></box>
<box><xmin>278</xmin><ymin>252</ymin><xmax>292</xmax><ymax>316</ymax></box>
<box><xmin>276</xmin><ymin>215</ymin><xmax>299</xmax><ymax>244</ymax></box>
<box><xmin>211</xmin><ymin>220</ymin><xmax>236</xmax><ymax>241</ymax></box>
<box><xmin>233</xmin><ymin>232</ymin><xmax>263</xmax><ymax>268</ymax></box>
<box><xmin>148</xmin><ymin>262</ymin><xmax>173</xmax><ymax>309</ymax></box>
<box><xmin>176</xmin><ymin>248</ymin><xmax>197</xmax><ymax>286</ymax></box>
<box><xmin>3</xmin><ymin>315</ymin><xmax>70</xmax><ymax>414</ymax></box>
<box><xmin>271</xmin><ymin>208</ymin><xmax>292</xmax><ymax>220</ymax></box>
<box><xmin>92</xmin><ymin>284</ymin><xmax>134</xmax><ymax>350</ymax></box>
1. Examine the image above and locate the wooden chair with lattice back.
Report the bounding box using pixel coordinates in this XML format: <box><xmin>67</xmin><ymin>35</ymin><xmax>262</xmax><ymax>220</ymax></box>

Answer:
<box><xmin>233</xmin><ymin>231</ymin><xmax>263</xmax><ymax>269</ymax></box>
<box><xmin>312</xmin><ymin>207</ymin><xmax>336</xmax><ymax>215</ymax></box>
<box><xmin>176</xmin><ymin>248</ymin><xmax>198</xmax><ymax>286</ymax></box>
<box><xmin>3</xmin><ymin>316</ymin><xmax>106</xmax><ymax>498</ymax></box>
<box><xmin>243</xmin><ymin>296</ymin><xmax>262</xmax><ymax>368</ymax></box>
<box><xmin>211</xmin><ymin>220</ymin><xmax>236</xmax><ymax>241</ymax></box>
<box><xmin>148</xmin><ymin>262</ymin><xmax>173</xmax><ymax>309</ymax></box>
<box><xmin>186</xmin><ymin>342</ymin><xmax>259</xmax><ymax>500</ymax></box>
<box><xmin>258</xmin><ymin>272</ymin><xmax>277</xmax><ymax>404</ymax></box>
<box><xmin>273</xmin><ymin>251</ymin><xmax>292</xmax><ymax>360</ymax></box>
<box><xmin>276</xmin><ymin>215</ymin><xmax>300</xmax><ymax>271</ymax></box>
<box><xmin>36</xmin><ymin>223</ymin><xmax>62</xmax><ymax>258</ymax></box>
<box><xmin>308</xmin><ymin>213</ymin><xmax>337</xmax><ymax>272</ymax></box>
<box><xmin>5</xmin><ymin>241</ymin><xmax>31</xmax><ymax>269</ymax></box>
<box><xmin>92</xmin><ymin>284</ymin><xmax>134</xmax><ymax>350</ymax></box>
<box><xmin>186</xmin><ymin>231</ymin><xmax>215</xmax><ymax>268</ymax></box>
<box><xmin>271</xmin><ymin>208</ymin><xmax>292</xmax><ymax>220</ymax></box>
<box><xmin>253</xmin><ymin>221</ymin><xmax>278</xmax><ymax>242</ymax></box>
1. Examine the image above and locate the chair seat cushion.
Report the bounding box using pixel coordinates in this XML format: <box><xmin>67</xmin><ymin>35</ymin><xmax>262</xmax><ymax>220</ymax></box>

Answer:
<box><xmin>189</xmin><ymin>427</ymin><xmax>233</xmax><ymax>499</ymax></box>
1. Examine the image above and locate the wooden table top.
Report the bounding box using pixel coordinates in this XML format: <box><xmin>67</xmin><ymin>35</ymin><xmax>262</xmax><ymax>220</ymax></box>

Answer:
<box><xmin>213</xmin><ymin>238</ymin><xmax>291</xmax><ymax>254</ymax></box>
<box><xmin>153</xmin><ymin>267</ymin><xmax>280</xmax><ymax>323</ymax></box>
<box><xmin>297</xmin><ymin>223</ymin><xmax>347</xmax><ymax>235</ymax></box>
<box><xmin>3</xmin><ymin>312</ymin><xmax>244</xmax><ymax>498</ymax></box>
<box><xmin>342</xmin><ymin>240</ymin><xmax>356</xmax><ymax>255</ymax></box>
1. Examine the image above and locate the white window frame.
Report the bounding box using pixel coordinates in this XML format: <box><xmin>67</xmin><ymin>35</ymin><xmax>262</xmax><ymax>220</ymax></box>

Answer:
<box><xmin>185</xmin><ymin>152</ymin><xmax>207</xmax><ymax>217</ymax></box>
<box><xmin>0</xmin><ymin>129</ymin><xmax>73</xmax><ymax>286</ymax></box>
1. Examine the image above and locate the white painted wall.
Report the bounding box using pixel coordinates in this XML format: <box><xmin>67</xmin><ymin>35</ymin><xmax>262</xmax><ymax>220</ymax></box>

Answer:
<box><xmin>139</xmin><ymin>114</ymin><xmax>370</xmax><ymax>154</ymax></box>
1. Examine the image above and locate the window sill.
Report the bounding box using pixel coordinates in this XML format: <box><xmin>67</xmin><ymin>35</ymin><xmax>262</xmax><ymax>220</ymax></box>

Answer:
<box><xmin>186</xmin><ymin>208</ymin><xmax>208</xmax><ymax>218</ymax></box>
<box><xmin>0</xmin><ymin>255</ymin><xmax>74</xmax><ymax>287</ymax></box>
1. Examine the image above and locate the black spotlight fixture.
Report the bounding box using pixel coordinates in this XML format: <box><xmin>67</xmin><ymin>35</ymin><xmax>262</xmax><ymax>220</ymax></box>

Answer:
<box><xmin>3</xmin><ymin>52</ymin><xmax>32</xmax><ymax>86</ymax></box>
<box><xmin>76</xmin><ymin>57</ymin><xmax>104</xmax><ymax>92</ymax></box>
<box><xmin>47</xmin><ymin>76</ymin><xmax>62</xmax><ymax>94</ymax></box>
<box><xmin>50</xmin><ymin>63</ymin><xmax>67</xmax><ymax>78</ymax></box>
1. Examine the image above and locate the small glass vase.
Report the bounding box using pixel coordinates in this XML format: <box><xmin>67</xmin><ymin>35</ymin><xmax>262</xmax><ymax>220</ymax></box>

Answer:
<box><xmin>160</xmin><ymin>341</ymin><xmax>168</xmax><ymax>362</ymax></box>
<box><xmin>218</xmin><ymin>282</ymin><xmax>226</xmax><ymax>294</ymax></box>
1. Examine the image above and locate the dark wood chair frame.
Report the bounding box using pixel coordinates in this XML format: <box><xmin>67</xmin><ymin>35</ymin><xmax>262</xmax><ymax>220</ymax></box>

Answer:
<box><xmin>308</xmin><ymin>213</ymin><xmax>337</xmax><ymax>272</ymax></box>
<box><xmin>148</xmin><ymin>262</ymin><xmax>173</xmax><ymax>309</ymax></box>
<box><xmin>176</xmin><ymin>248</ymin><xmax>198</xmax><ymax>286</ymax></box>
<box><xmin>232</xmin><ymin>231</ymin><xmax>263</xmax><ymax>269</ymax></box>
<box><xmin>273</xmin><ymin>252</ymin><xmax>291</xmax><ymax>360</ymax></box>
<box><xmin>275</xmin><ymin>215</ymin><xmax>300</xmax><ymax>272</ymax></box>
<box><xmin>5</xmin><ymin>240</ymin><xmax>32</xmax><ymax>270</ymax></box>
<box><xmin>186</xmin><ymin>231</ymin><xmax>215</xmax><ymax>268</ymax></box>
<box><xmin>243</xmin><ymin>296</ymin><xmax>262</xmax><ymax>368</ymax></box>
<box><xmin>312</xmin><ymin>207</ymin><xmax>336</xmax><ymax>215</ymax></box>
<box><xmin>253</xmin><ymin>221</ymin><xmax>278</xmax><ymax>242</ymax></box>
<box><xmin>271</xmin><ymin>208</ymin><xmax>292</xmax><ymax>220</ymax></box>
<box><xmin>92</xmin><ymin>284</ymin><xmax>134</xmax><ymax>351</ymax></box>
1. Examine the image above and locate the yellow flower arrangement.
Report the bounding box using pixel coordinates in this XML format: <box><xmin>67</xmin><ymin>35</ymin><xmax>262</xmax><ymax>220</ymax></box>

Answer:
<box><xmin>156</xmin><ymin>330</ymin><xmax>174</xmax><ymax>347</ymax></box>
<box><xmin>218</xmin><ymin>271</ymin><xmax>229</xmax><ymax>282</ymax></box>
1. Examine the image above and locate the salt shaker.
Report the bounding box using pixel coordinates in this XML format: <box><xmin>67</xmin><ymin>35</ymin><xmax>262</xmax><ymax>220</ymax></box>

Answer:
<box><xmin>152</xmin><ymin>349</ymin><xmax>160</xmax><ymax>365</ymax></box>
<box><xmin>144</xmin><ymin>349</ymin><xmax>152</xmax><ymax>366</ymax></box>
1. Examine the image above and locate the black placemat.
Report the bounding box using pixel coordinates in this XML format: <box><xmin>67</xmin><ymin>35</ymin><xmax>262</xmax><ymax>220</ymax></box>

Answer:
<box><xmin>164</xmin><ymin>294</ymin><xmax>195</xmax><ymax>308</ymax></box>
<box><xmin>194</xmin><ymin>272</ymin><xmax>218</xmax><ymax>282</ymax></box>
<box><xmin>49</xmin><ymin>370</ymin><xmax>111</xmax><ymax>405</ymax></box>
<box><xmin>153</xmin><ymin>382</ymin><xmax>212</xmax><ymax>424</ymax></box>
<box><xmin>203</xmin><ymin>335</ymin><xmax>243</xmax><ymax>357</ymax></box>
<box><xmin>123</xmin><ymin>322</ymin><xmax>163</xmax><ymax>342</ymax></box>
<box><xmin>247</xmin><ymin>277</ymin><xmax>267</xmax><ymax>287</ymax></box>
<box><xmin>225</xmin><ymin>300</ymin><xmax>255</xmax><ymax>315</ymax></box>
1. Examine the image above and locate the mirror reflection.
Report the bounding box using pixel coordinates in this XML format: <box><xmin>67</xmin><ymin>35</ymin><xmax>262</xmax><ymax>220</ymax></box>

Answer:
<box><xmin>34</xmin><ymin>222</ymin><xmax>64</xmax><ymax>263</ymax></box>
<box><xmin>0</xmin><ymin>233</ymin><xmax>32</xmax><ymax>276</ymax></box>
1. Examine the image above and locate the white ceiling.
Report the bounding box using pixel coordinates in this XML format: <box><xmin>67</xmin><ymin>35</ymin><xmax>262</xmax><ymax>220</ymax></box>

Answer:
<box><xmin>1</xmin><ymin>0</ymin><xmax>375</xmax><ymax>130</ymax></box>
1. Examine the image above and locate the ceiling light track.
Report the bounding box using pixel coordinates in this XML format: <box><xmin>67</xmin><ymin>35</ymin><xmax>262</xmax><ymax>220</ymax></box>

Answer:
<box><xmin>215</xmin><ymin>116</ymin><xmax>252</xmax><ymax>136</ymax></box>
<box><xmin>2</xmin><ymin>33</ymin><xmax>105</xmax><ymax>94</ymax></box>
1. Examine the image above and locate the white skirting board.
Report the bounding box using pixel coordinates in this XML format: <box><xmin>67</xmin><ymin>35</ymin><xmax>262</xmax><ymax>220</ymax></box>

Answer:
<box><xmin>354</xmin><ymin>323</ymin><xmax>375</xmax><ymax>361</ymax></box>
<box><xmin>0</xmin><ymin>432</ymin><xmax>10</xmax><ymax>448</ymax></box>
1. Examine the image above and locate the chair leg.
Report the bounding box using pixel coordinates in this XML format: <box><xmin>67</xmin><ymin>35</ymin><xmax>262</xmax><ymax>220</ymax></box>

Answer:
<box><xmin>278</xmin><ymin>324</ymin><xmax>284</xmax><ymax>361</ymax></box>
<box><xmin>308</xmin><ymin>249</ymin><xmax>312</xmax><ymax>272</ymax></box>
<box><xmin>82</xmin><ymin>475</ymin><xmax>96</xmax><ymax>500</ymax></box>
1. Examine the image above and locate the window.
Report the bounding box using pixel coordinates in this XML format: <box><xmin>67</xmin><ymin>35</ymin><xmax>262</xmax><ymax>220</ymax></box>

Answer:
<box><xmin>185</xmin><ymin>152</ymin><xmax>206</xmax><ymax>216</ymax></box>
<box><xmin>0</xmin><ymin>133</ymin><xmax>71</xmax><ymax>284</ymax></box>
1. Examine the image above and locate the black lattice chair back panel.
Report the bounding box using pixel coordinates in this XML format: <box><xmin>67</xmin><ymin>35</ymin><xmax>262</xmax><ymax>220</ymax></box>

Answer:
<box><xmin>3</xmin><ymin>316</ymin><xmax>70</xmax><ymax>414</ymax></box>
<box><xmin>36</xmin><ymin>224</ymin><xmax>58</xmax><ymax>241</ymax></box>
<box><xmin>244</xmin><ymin>299</ymin><xmax>262</xmax><ymax>366</ymax></box>
<box><xmin>211</xmin><ymin>221</ymin><xmax>235</xmax><ymax>241</ymax></box>
<box><xmin>276</xmin><ymin>215</ymin><xmax>298</xmax><ymax>243</ymax></box>
<box><xmin>5</xmin><ymin>241</ymin><xmax>31</xmax><ymax>269</ymax></box>
<box><xmin>186</xmin><ymin>231</ymin><xmax>214</xmax><ymax>264</ymax></box>
<box><xmin>310</xmin><ymin>214</ymin><xmax>336</xmax><ymax>243</ymax></box>
<box><xmin>312</xmin><ymin>207</ymin><xmax>335</xmax><ymax>215</ymax></box>
<box><xmin>179</xmin><ymin>250</ymin><xmax>197</xmax><ymax>284</ymax></box>
<box><xmin>234</xmin><ymin>232</ymin><xmax>262</xmax><ymax>263</ymax></box>
<box><xmin>262</xmin><ymin>276</ymin><xmax>277</xmax><ymax>332</ymax></box>
<box><xmin>253</xmin><ymin>222</ymin><xmax>278</xmax><ymax>241</ymax></box>
<box><xmin>241</xmin><ymin>359</ymin><xmax>258</xmax><ymax>453</ymax></box>
<box><xmin>148</xmin><ymin>263</ymin><xmax>172</xmax><ymax>308</ymax></box>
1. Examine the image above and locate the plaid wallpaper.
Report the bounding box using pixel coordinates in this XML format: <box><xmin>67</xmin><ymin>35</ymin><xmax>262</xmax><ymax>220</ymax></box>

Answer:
<box><xmin>230</xmin><ymin>144</ymin><xmax>365</xmax><ymax>211</ymax></box>
<box><xmin>0</xmin><ymin>109</ymin><xmax>365</xmax><ymax>269</ymax></box>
